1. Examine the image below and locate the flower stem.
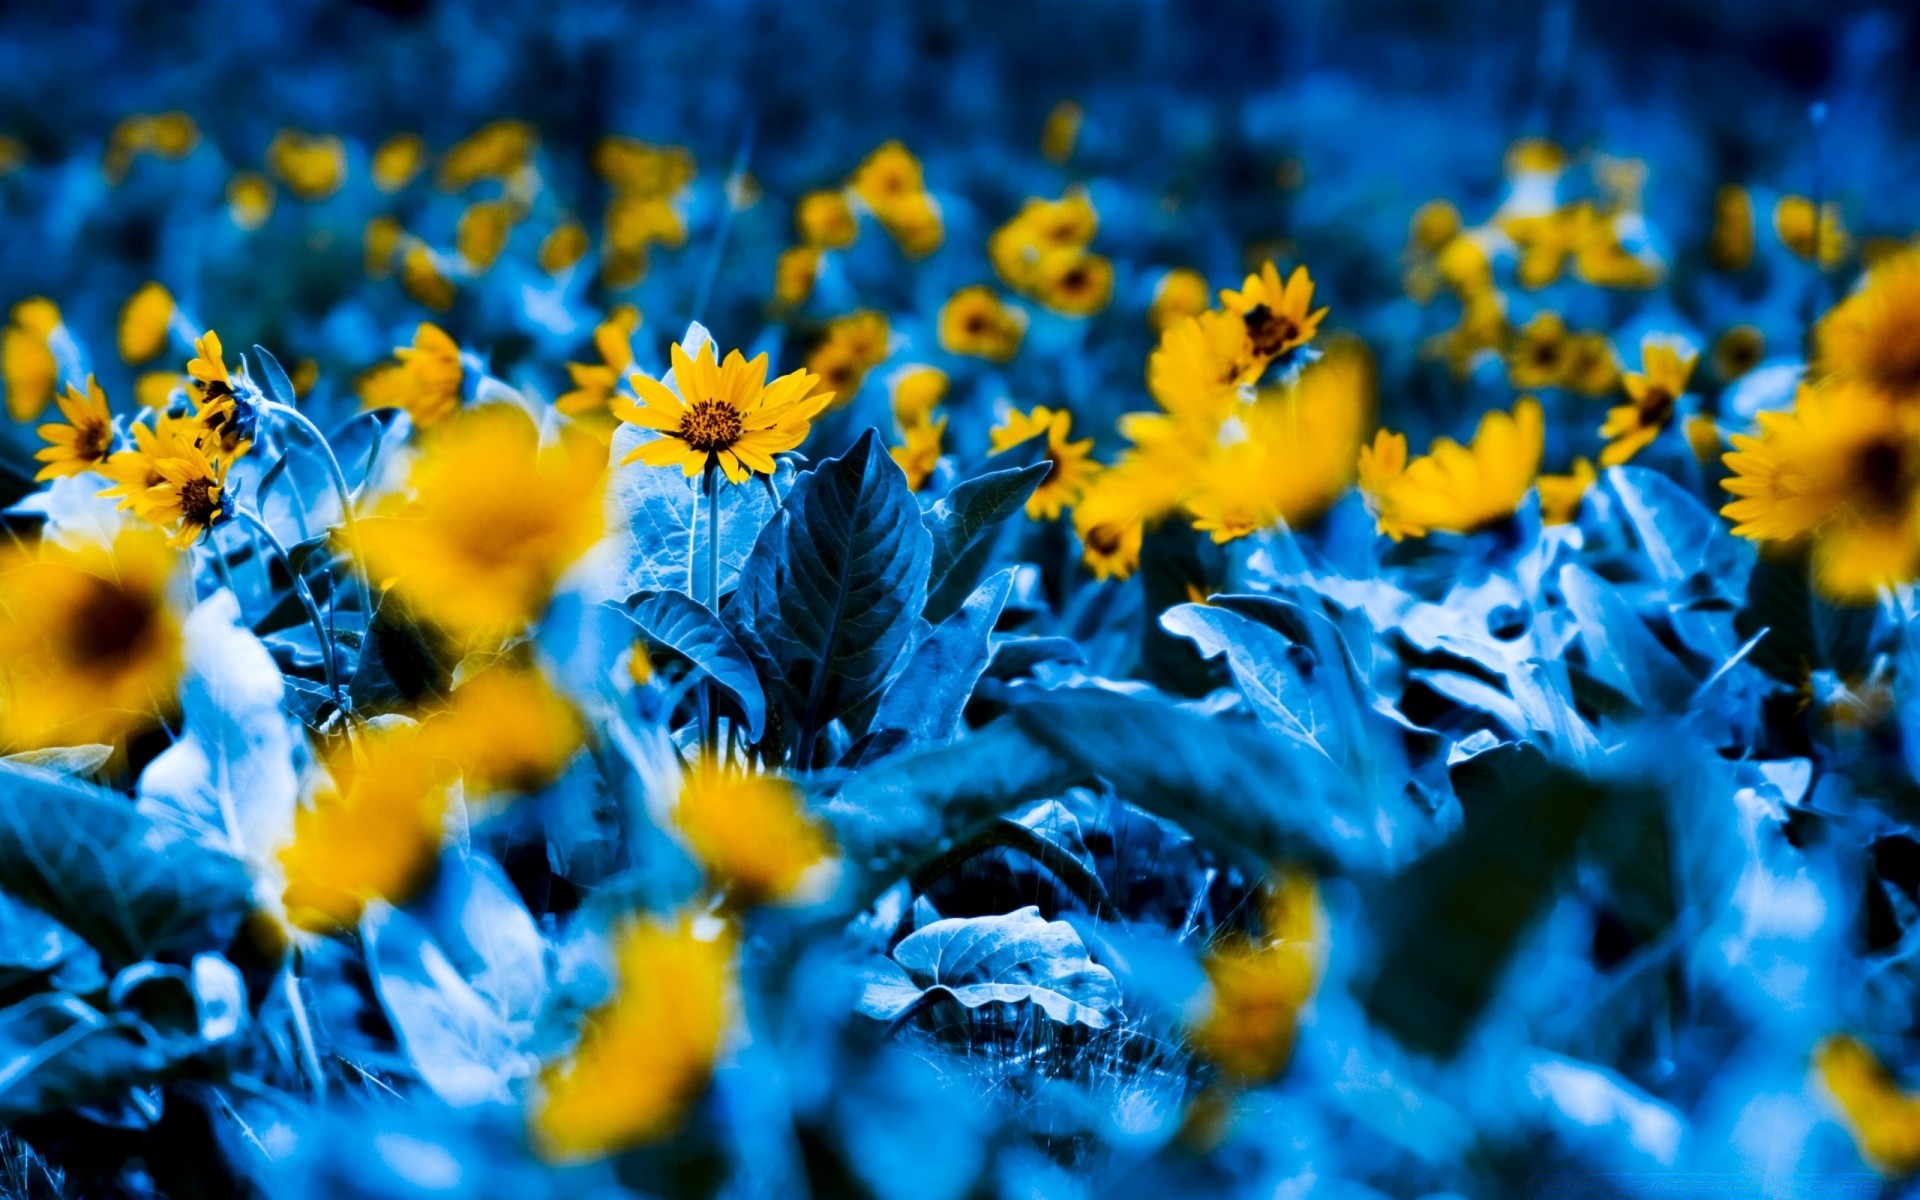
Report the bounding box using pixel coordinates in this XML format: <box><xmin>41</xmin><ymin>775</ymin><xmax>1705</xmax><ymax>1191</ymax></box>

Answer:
<box><xmin>704</xmin><ymin>462</ymin><xmax>722</xmax><ymax>755</ymax></box>
<box><xmin>281</xmin><ymin>953</ymin><xmax>327</xmax><ymax>1100</ymax></box>
<box><xmin>263</xmin><ymin>400</ymin><xmax>375</xmax><ymax>624</ymax></box>
<box><xmin>237</xmin><ymin>506</ymin><xmax>346</xmax><ymax>715</ymax></box>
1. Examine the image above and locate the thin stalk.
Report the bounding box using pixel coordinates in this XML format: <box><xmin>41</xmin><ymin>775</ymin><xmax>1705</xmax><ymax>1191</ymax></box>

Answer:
<box><xmin>263</xmin><ymin>400</ymin><xmax>375</xmax><ymax>621</ymax></box>
<box><xmin>281</xmin><ymin>954</ymin><xmax>327</xmax><ymax>1100</ymax></box>
<box><xmin>704</xmin><ymin>462</ymin><xmax>722</xmax><ymax>754</ymax></box>
<box><xmin>236</xmin><ymin>507</ymin><xmax>345</xmax><ymax>713</ymax></box>
<box><xmin>204</xmin><ymin>531</ymin><xmax>241</xmax><ymax>605</ymax></box>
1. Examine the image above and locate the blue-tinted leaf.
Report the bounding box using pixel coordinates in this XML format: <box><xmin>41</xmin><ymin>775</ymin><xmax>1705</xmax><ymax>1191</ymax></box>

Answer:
<box><xmin>0</xmin><ymin>891</ymin><xmax>103</xmax><ymax>994</ymax></box>
<box><xmin>872</xmin><ymin>568</ymin><xmax>1013</xmax><ymax>742</ymax></box>
<box><xmin>362</xmin><ymin>904</ymin><xmax>529</xmax><ymax>1107</ymax></box>
<box><xmin>623</xmin><ymin>589</ymin><xmax>767</xmax><ymax>739</ymax></box>
<box><xmin>423</xmin><ymin>854</ymin><xmax>549</xmax><ymax>1028</ymax></box>
<box><xmin>923</xmin><ymin>462</ymin><xmax>1049</xmax><ymax>623</ymax></box>
<box><xmin>251</xmin><ymin>344</ymin><xmax>298</xmax><ymax>408</ymax></box>
<box><xmin>0</xmin><ymin>993</ymin><xmax>200</xmax><ymax>1121</ymax></box>
<box><xmin>858</xmin><ymin>906</ymin><xmax>1119</xmax><ymax>1029</ymax></box>
<box><xmin>731</xmin><ymin>429</ymin><xmax>932</xmax><ymax>752</ymax></box>
<box><xmin>605</xmin><ymin>423</ymin><xmax>788</xmax><ymax>600</ymax></box>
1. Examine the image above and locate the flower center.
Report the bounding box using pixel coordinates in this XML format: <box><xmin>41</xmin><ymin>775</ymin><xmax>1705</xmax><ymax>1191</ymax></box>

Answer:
<box><xmin>179</xmin><ymin>477</ymin><xmax>221</xmax><ymax>528</ymax></box>
<box><xmin>66</xmin><ymin>577</ymin><xmax>158</xmax><ymax>667</ymax></box>
<box><xmin>1856</xmin><ymin>437</ymin><xmax>1913</xmax><ymax>513</ymax></box>
<box><xmin>1243</xmin><ymin>304</ymin><xmax>1299</xmax><ymax>357</ymax></box>
<box><xmin>1085</xmin><ymin>524</ymin><xmax>1122</xmax><ymax>555</ymax></box>
<box><xmin>79</xmin><ymin>421</ymin><xmax>112</xmax><ymax>463</ymax></box>
<box><xmin>679</xmin><ymin>399</ymin><xmax>743</xmax><ymax>453</ymax></box>
<box><xmin>1638</xmin><ymin>387</ymin><xmax>1675</xmax><ymax>428</ymax></box>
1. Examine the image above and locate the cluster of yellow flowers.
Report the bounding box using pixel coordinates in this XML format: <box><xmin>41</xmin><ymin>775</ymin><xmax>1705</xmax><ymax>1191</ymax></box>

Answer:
<box><xmin>887</xmin><ymin>365</ymin><xmax>950</xmax><ymax>490</ymax></box>
<box><xmin>804</xmin><ymin>309</ymin><xmax>893</xmax><ymax>408</ymax></box>
<box><xmin>988</xmin><ymin>187</ymin><xmax>1114</xmax><ymax>316</ymax></box>
<box><xmin>775</xmin><ymin>141</ymin><xmax>945</xmax><ymax>310</ymax></box>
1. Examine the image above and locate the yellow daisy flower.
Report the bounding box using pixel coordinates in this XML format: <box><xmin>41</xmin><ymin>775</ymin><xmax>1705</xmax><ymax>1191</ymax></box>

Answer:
<box><xmin>539</xmin><ymin>220</ymin><xmax>591</xmax><ymax>274</ymax></box>
<box><xmin>1814</xmin><ymin>1035</ymin><xmax>1920</xmax><ymax>1177</ymax></box>
<box><xmin>371</xmin><ymin>132</ymin><xmax>428</xmax><ymax>193</ymax></box>
<box><xmin>358</xmin><ymin>322</ymin><xmax>464</xmax><ymax>429</ymax></box>
<box><xmin>400</xmin><ymin>241</ymin><xmax>457</xmax><ymax>311</ymax></box>
<box><xmin>3</xmin><ymin>297</ymin><xmax>62</xmax><ymax>421</ymax></box>
<box><xmin>613</xmin><ymin>341</ymin><xmax>830</xmax><ymax>484</ymax></box>
<box><xmin>887</xmin><ymin>365</ymin><xmax>949</xmax><ymax>429</ymax></box>
<box><xmin>0</xmin><ymin>528</ymin><xmax>182</xmax><ymax>752</ymax></box>
<box><xmin>1149</xmin><ymin>268</ymin><xmax>1211</xmax><ymax>333</ymax></box>
<box><xmin>1708</xmin><ymin>184</ymin><xmax>1755</xmax><ymax>272</ymax></box>
<box><xmin>1815</xmin><ymin>248</ymin><xmax>1920</xmax><ymax>399</ymax></box>
<box><xmin>556</xmin><ymin>306</ymin><xmax>641</xmax><ymax>418</ymax></box>
<box><xmin>805</xmin><ymin>310</ymin><xmax>891</xmax><ymax>405</ymax></box>
<box><xmin>141</xmin><ymin>438</ymin><xmax>231</xmax><ymax>548</ymax></box>
<box><xmin>989</xmin><ymin>405</ymin><xmax>1098</xmax><ymax>520</ymax></box>
<box><xmin>772</xmin><ymin>245</ymin><xmax>822</xmax><ymax>309</ymax></box>
<box><xmin>34</xmin><ymin>375</ymin><xmax>114</xmax><ymax>480</ymax></box>
<box><xmin>1188</xmin><ymin>870</ymin><xmax>1322</xmax><ymax>1083</ymax></box>
<box><xmin>97</xmin><ymin>413</ymin><xmax>200</xmax><ymax>514</ymax></box>
<box><xmin>795</xmin><ymin>189</ymin><xmax>857</xmax><ymax>249</ymax></box>
<box><xmin>1148</xmin><ymin>309</ymin><xmax>1259</xmax><ymax>420</ymax></box>
<box><xmin>424</xmin><ymin>664</ymin><xmax>585</xmax><ymax>798</ymax></box>
<box><xmin>186</xmin><ymin>331</ymin><xmax>253</xmax><ymax>460</ymax></box>
<box><xmin>672</xmin><ymin>756</ymin><xmax>838</xmax><ymax>906</ymax></box>
<box><xmin>1033</xmin><ymin>250</ymin><xmax>1114</xmax><ymax>317</ymax></box>
<box><xmin>266</xmin><ymin>129</ymin><xmax>347</xmax><ymax>201</ymax></box>
<box><xmin>1218</xmin><ymin>261</ymin><xmax>1328</xmax><ymax>364</ymax></box>
<box><xmin>1537</xmin><ymin>458</ymin><xmax>1597</xmax><ymax>526</ymax></box>
<box><xmin>118</xmin><ymin>282</ymin><xmax>175</xmax><ymax>364</ymax></box>
<box><xmin>1712</xmin><ymin>325</ymin><xmax>1767</xmax><ymax>384</ymax></box>
<box><xmin>1600</xmin><ymin>336</ymin><xmax>1698</xmax><ymax>466</ymax></box>
<box><xmin>226</xmin><ymin>171</ymin><xmax>276</xmax><ymax>230</ymax></box>
<box><xmin>889</xmin><ymin>415</ymin><xmax>946</xmax><ymax>492</ymax></box>
<box><xmin>938</xmin><ymin>286</ymin><xmax>1026</xmax><ymax>362</ymax></box>
<box><xmin>457</xmin><ymin>199</ymin><xmax>518</xmax><ymax>272</ymax></box>
<box><xmin>1774</xmin><ymin>195</ymin><xmax>1849</xmax><ymax>267</ymax></box>
<box><xmin>1360</xmin><ymin>396</ymin><xmax>1545</xmax><ymax>540</ymax></box>
<box><xmin>1506</xmin><ymin>311</ymin><xmax>1569</xmax><ymax>390</ymax></box>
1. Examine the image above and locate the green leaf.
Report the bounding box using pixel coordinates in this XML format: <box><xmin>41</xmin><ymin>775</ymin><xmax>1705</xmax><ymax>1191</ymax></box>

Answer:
<box><xmin>0</xmin><ymin>763</ymin><xmax>253</xmax><ymax>970</ymax></box>
<box><xmin>622</xmin><ymin>590</ymin><xmax>767</xmax><ymax>740</ymax></box>
<box><xmin>730</xmin><ymin>429</ymin><xmax>932</xmax><ymax>757</ymax></box>
<box><xmin>923</xmin><ymin>462</ymin><xmax>1048</xmax><ymax>623</ymax></box>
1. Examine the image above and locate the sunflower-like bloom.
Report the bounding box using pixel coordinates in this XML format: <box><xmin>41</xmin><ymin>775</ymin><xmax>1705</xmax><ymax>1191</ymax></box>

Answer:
<box><xmin>672</xmin><ymin>757</ymin><xmax>838</xmax><ymax>906</ymax></box>
<box><xmin>539</xmin><ymin>221</ymin><xmax>591</xmax><ymax>274</ymax></box>
<box><xmin>1708</xmin><ymin>184</ymin><xmax>1755</xmax><ymax>272</ymax></box>
<box><xmin>849</xmin><ymin>141</ymin><xmax>942</xmax><ymax>256</ymax></box>
<box><xmin>358</xmin><ymin>322</ymin><xmax>465</xmax><ymax>429</ymax></box>
<box><xmin>772</xmin><ymin>245</ymin><xmax>822</xmax><ymax>309</ymax></box>
<box><xmin>1360</xmin><ymin>396</ymin><xmax>1544</xmax><ymax>540</ymax></box>
<box><xmin>1775</xmin><ymin>195</ymin><xmax>1849</xmax><ymax>267</ymax></box>
<box><xmin>118</xmin><ymin>282</ymin><xmax>175</xmax><ymax>364</ymax></box>
<box><xmin>399</xmin><ymin>242</ymin><xmax>456</xmax><ymax>312</ymax></box>
<box><xmin>1033</xmin><ymin>249</ymin><xmax>1114</xmax><ymax>317</ymax></box>
<box><xmin>34</xmin><ymin>376</ymin><xmax>114</xmax><ymax>480</ymax></box>
<box><xmin>457</xmin><ymin>199</ymin><xmax>517</xmax><ymax>272</ymax></box>
<box><xmin>278</xmin><ymin>723</ymin><xmax>451</xmax><ymax>933</ymax></box>
<box><xmin>1150</xmin><ymin>268</ymin><xmax>1211</xmax><ymax>333</ymax></box>
<box><xmin>0</xmin><ymin>529</ymin><xmax>182</xmax><ymax>751</ymax></box>
<box><xmin>889</xmin><ymin>416</ymin><xmax>946</xmax><ymax>493</ymax></box>
<box><xmin>371</xmin><ymin>132</ymin><xmax>427</xmax><ymax>193</ymax></box>
<box><xmin>97</xmin><ymin>413</ymin><xmax>199</xmax><ymax>513</ymax></box>
<box><xmin>989</xmin><ymin>190</ymin><xmax>1099</xmax><ymax>292</ymax></box>
<box><xmin>353</xmin><ymin>404</ymin><xmax>605</xmax><ymax>644</ymax></box>
<box><xmin>938</xmin><ymin>286</ymin><xmax>1027</xmax><ymax>362</ymax></box>
<box><xmin>795</xmin><ymin>189</ymin><xmax>857</xmax><ymax>249</ymax></box>
<box><xmin>1505</xmin><ymin>311</ymin><xmax>1569</xmax><ymax>390</ymax></box>
<box><xmin>424</xmin><ymin>664</ymin><xmax>585</xmax><ymax>798</ymax></box>
<box><xmin>531</xmin><ymin>912</ymin><xmax>734</xmax><ymax>1161</ymax></box>
<box><xmin>556</xmin><ymin>307</ymin><xmax>641</xmax><ymax>419</ymax></box>
<box><xmin>1183</xmin><ymin>340</ymin><xmax>1374</xmax><ymax>543</ymax></box>
<box><xmin>613</xmin><ymin>341</ymin><xmax>830</xmax><ymax>484</ymax></box>
<box><xmin>990</xmin><ymin>405</ymin><xmax>1099</xmax><ymax>520</ymax></box>
<box><xmin>1188</xmin><ymin>870</ymin><xmax>1322</xmax><ymax>1083</ymax></box>
<box><xmin>1713</xmin><ymin>325</ymin><xmax>1767</xmax><ymax>384</ymax></box>
<box><xmin>1040</xmin><ymin>99</ymin><xmax>1083</xmax><ymax>164</ymax></box>
<box><xmin>1537</xmin><ymin>458</ymin><xmax>1597</xmax><ymax>526</ymax></box>
<box><xmin>3</xmin><ymin>297</ymin><xmax>62</xmax><ymax>421</ymax></box>
<box><xmin>1816</xmin><ymin>249</ymin><xmax>1920</xmax><ymax>399</ymax></box>
<box><xmin>186</xmin><ymin>332</ymin><xmax>255</xmax><ymax>460</ymax></box>
<box><xmin>438</xmin><ymin>120</ymin><xmax>537</xmax><ymax>192</ymax></box>
<box><xmin>887</xmin><ymin>366</ymin><xmax>949</xmax><ymax>429</ymax></box>
<box><xmin>1600</xmin><ymin>336</ymin><xmax>1698</xmax><ymax>466</ymax></box>
<box><xmin>1814</xmin><ymin>1035</ymin><xmax>1920</xmax><ymax>1177</ymax></box>
<box><xmin>805</xmin><ymin>310</ymin><xmax>891</xmax><ymax>405</ymax></box>
<box><xmin>1722</xmin><ymin>380</ymin><xmax>1920</xmax><ymax>603</ymax></box>
<box><xmin>226</xmin><ymin>171</ymin><xmax>276</xmax><ymax>230</ymax></box>
<box><xmin>265</xmin><ymin>129</ymin><xmax>347</xmax><ymax>200</ymax></box>
<box><xmin>1218</xmin><ymin>262</ymin><xmax>1328</xmax><ymax>364</ymax></box>
<box><xmin>141</xmin><ymin>438</ymin><xmax>231</xmax><ymax>548</ymax></box>
<box><xmin>1148</xmin><ymin>310</ymin><xmax>1260</xmax><ymax>421</ymax></box>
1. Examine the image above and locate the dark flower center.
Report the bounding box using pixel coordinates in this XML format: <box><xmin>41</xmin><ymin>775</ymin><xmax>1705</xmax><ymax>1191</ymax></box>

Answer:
<box><xmin>66</xmin><ymin>577</ymin><xmax>158</xmax><ymax>666</ymax></box>
<box><xmin>1243</xmin><ymin>304</ymin><xmax>1299</xmax><ymax>357</ymax></box>
<box><xmin>78</xmin><ymin>421</ymin><xmax>112</xmax><ymax>462</ymax></box>
<box><xmin>679</xmin><ymin>398</ymin><xmax>743</xmax><ymax>453</ymax></box>
<box><xmin>1085</xmin><ymin>524</ymin><xmax>1122</xmax><ymax>554</ymax></box>
<box><xmin>1638</xmin><ymin>387</ymin><xmax>1675</xmax><ymax>429</ymax></box>
<box><xmin>179</xmin><ymin>477</ymin><xmax>221</xmax><ymax>528</ymax></box>
<box><xmin>1857</xmin><ymin>437</ymin><xmax>1912</xmax><ymax>512</ymax></box>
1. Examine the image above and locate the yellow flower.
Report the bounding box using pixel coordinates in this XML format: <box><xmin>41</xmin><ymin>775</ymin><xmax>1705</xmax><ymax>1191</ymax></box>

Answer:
<box><xmin>1712</xmin><ymin>325</ymin><xmax>1767</xmax><ymax>383</ymax></box>
<box><xmin>1600</xmin><ymin>336</ymin><xmax>1698</xmax><ymax>466</ymax></box>
<box><xmin>1218</xmin><ymin>262</ymin><xmax>1328</xmax><ymax>364</ymax></box>
<box><xmin>1188</xmin><ymin>870</ymin><xmax>1322</xmax><ymax>1083</ymax></box>
<box><xmin>531</xmin><ymin>912</ymin><xmax>733</xmax><ymax>1162</ymax></box>
<box><xmin>354</xmin><ymin>404</ymin><xmax>605</xmax><ymax>644</ymax></box>
<box><xmin>140</xmin><ymin>439</ymin><xmax>231</xmax><ymax>548</ymax></box>
<box><xmin>796</xmin><ymin>189</ymin><xmax>857</xmax><ymax>249</ymax></box>
<box><xmin>97</xmin><ymin>413</ymin><xmax>201</xmax><ymax>513</ymax></box>
<box><xmin>878</xmin><ymin>190</ymin><xmax>944</xmax><ymax>258</ymax></box>
<box><xmin>1775</xmin><ymin>195</ymin><xmax>1850</xmax><ymax>267</ymax></box>
<box><xmin>1409</xmin><ymin>200</ymin><xmax>1463</xmax><ymax>255</ymax></box>
<box><xmin>1073</xmin><ymin>498</ymin><xmax>1145</xmax><ymax>582</ymax></box>
<box><xmin>266</xmin><ymin>129</ymin><xmax>347</xmax><ymax>200</ymax></box>
<box><xmin>888</xmin><ymin>366</ymin><xmax>949</xmax><ymax>429</ymax></box>
<box><xmin>399</xmin><ymin>242</ymin><xmax>456</xmax><ymax>312</ymax></box>
<box><xmin>0</xmin><ymin>529</ymin><xmax>182</xmax><ymax>752</ymax></box>
<box><xmin>1149</xmin><ymin>310</ymin><xmax>1257</xmax><ymax>420</ymax></box>
<box><xmin>1505</xmin><ymin>137</ymin><xmax>1567</xmax><ymax>178</ymax></box>
<box><xmin>1722</xmin><ymin>379</ymin><xmax>1920</xmax><ymax>603</ymax></box>
<box><xmin>4</xmin><ymin>297</ymin><xmax>62</xmax><ymax>421</ymax></box>
<box><xmin>358</xmin><ymin>323</ymin><xmax>464</xmax><ymax>428</ymax></box>
<box><xmin>425</xmin><ymin>665</ymin><xmax>584</xmax><ymax>798</ymax></box>
<box><xmin>1506</xmin><ymin>311</ymin><xmax>1569</xmax><ymax>390</ymax></box>
<box><xmin>672</xmin><ymin>757</ymin><xmax>838</xmax><ymax>905</ymax></box>
<box><xmin>1815</xmin><ymin>249</ymin><xmax>1920</xmax><ymax>398</ymax></box>
<box><xmin>371</xmin><ymin>132</ymin><xmax>428</xmax><ymax>193</ymax></box>
<box><xmin>1537</xmin><ymin>457</ymin><xmax>1597</xmax><ymax>526</ymax></box>
<box><xmin>989</xmin><ymin>191</ymin><xmax>1099</xmax><ymax>291</ymax></box>
<box><xmin>457</xmin><ymin>199</ymin><xmax>518</xmax><ymax>272</ymax></box>
<box><xmin>890</xmin><ymin>415</ymin><xmax>946</xmax><ymax>492</ymax></box>
<box><xmin>1815</xmin><ymin>1035</ymin><xmax>1920</xmax><ymax>1177</ymax></box>
<box><xmin>614</xmin><ymin>341</ymin><xmax>829</xmax><ymax>484</ymax></box>
<box><xmin>1033</xmin><ymin>250</ymin><xmax>1114</xmax><ymax>317</ymax></box>
<box><xmin>278</xmin><ymin>724</ymin><xmax>451</xmax><ymax>934</ymax></box>
<box><xmin>102</xmin><ymin>112</ymin><xmax>199</xmax><ymax>183</ymax></box>
<box><xmin>627</xmin><ymin>639</ymin><xmax>654</xmax><ymax>688</ymax></box>
<box><xmin>1040</xmin><ymin>99</ymin><xmax>1083</xmax><ymax>164</ymax></box>
<box><xmin>556</xmin><ymin>307</ymin><xmax>641</xmax><ymax>418</ymax></box>
<box><xmin>135</xmin><ymin>371</ymin><xmax>184</xmax><ymax>412</ymax></box>
<box><xmin>226</xmin><ymin>171</ymin><xmax>276</xmax><ymax>230</ymax></box>
<box><xmin>364</xmin><ymin>214</ymin><xmax>403</xmax><ymax>278</ymax></box>
<box><xmin>1361</xmin><ymin>396</ymin><xmax>1544</xmax><ymax>540</ymax></box>
<box><xmin>594</xmin><ymin>137</ymin><xmax>696</xmax><ymax>197</ymax></box>
<box><xmin>118</xmin><ymin>283</ymin><xmax>175</xmax><ymax>364</ymax></box>
<box><xmin>604</xmin><ymin>192</ymin><xmax>687</xmax><ymax>263</ymax></box>
<box><xmin>1150</xmin><ymin>268</ymin><xmax>1211</xmax><ymax>333</ymax></box>
<box><xmin>805</xmin><ymin>310</ymin><xmax>891</xmax><ymax>405</ymax></box>
<box><xmin>989</xmin><ymin>406</ymin><xmax>1098</xmax><ymax>520</ymax></box>
<box><xmin>772</xmin><ymin>245</ymin><xmax>822</xmax><ymax>309</ymax></box>
<box><xmin>1562</xmin><ymin>331</ymin><xmax>1621</xmax><ymax>397</ymax></box>
<box><xmin>438</xmin><ymin>120</ymin><xmax>536</xmax><ymax>192</ymax></box>
<box><xmin>1709</xmin><ymin>184</ymin><xmax>1755</xmax><ymax>271</ymax></box>
<box><xmin>34</xmin><ymin>375</ymin><xmax>114</xmax><ymax>481</ymax></box>
<box><xmin>1182</xmin><ymin>339</ymin><xmax>1373</xmax><ymax>543</ymax></box>
<box><xmin>539</xmin><ymin>221</ymin><xmax>591</xmax><ymax>274</ymax></box>
<box><xmin>938</xmin><ymin>286</ymin><xmax>1026</xmax><ymax>362</ymax></box>
<box><xmin>850</xmin><ymin>140</ymin><xmax>927</xmax><ymax>217</ymax></box>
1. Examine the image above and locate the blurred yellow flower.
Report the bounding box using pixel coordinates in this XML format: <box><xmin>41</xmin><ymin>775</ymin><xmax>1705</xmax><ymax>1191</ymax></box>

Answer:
<box><xmin>614</xmin><ymin>341</ymin><xmax>829</xmax><ymax>484</ymax></box>
<box><xmin>1149</xmin><ymin>309</ymin><xmax>1257</xmax><ymax>420</ymax></box>
<box><xmin>539</xmin><ymin>220</ymin><xmax>591</xmax><ymax>274</ymax></box>
<box><xmin>1816</xmin><ymin>248</ymin><xmax>1920</xmax><ymax>399</ymax></box>
<box><xmin>353</xmin><ymin>404</ymin><xmax>606</xmax><ymax>644</ymax></box>
<box><xmin>1815</xmin><ymin>1035</ymin><xmax>1920</xmax><ymax>1177</ymax></box>
<box><xmin>1722</xmin><ymin>379</ymin><xmax>1920</xmax><ymax>604</ymax></box>
<box><xmin>358</xmin><ymin>323</ymin><xmax>464</xmax><ymax>428</ymax></box>
<box><xmin>531</xmin><ymin>912</ymin><xmax>733</xmax><ymax>1161</ymax></box>
<box><xmin>1712</xmin><ymin>325</ymin><xmax>1766</xmax><ymax>384</ymax></box>
<box><xmin>1033</xmin><ymin>250</ymin><xmax>1114</xmax><ymax>317</ymax></box>
<box><xmin>594</xmin><ymin>137</ymin><xmax>695</xmax><ymax>197</ymax></box>
<box><xmin>1188</xmin><ymin>869</ymin><xmax>1322</xmax><ymax>1083</ymax></box>
<box><xmin>3</xmin><ymin>297</ymin><xmax>62</xmax><ymax>421</ymax></box>
<box><xmin>1040</xmin><ymin>99</ymin><xmax>1083</xmax><ymax>164</ymax></box>
<box><xmin>796</xmin><ymin>189</ymin><xmax>857</xmax><ymax>249</ymax></box>
<box><xmin>806</xmin><ymin>310</ymin><xmax>891</xmax><ymax>404</ymax></box>
<box><xmin>34</xmin><ymin>375</ymin><xmax>113</xmax><ymax>480</ymax></box>
<box><xmin>371</xmin><ymin>132</ymin><xmax>428</xmax><ymax>193</ymax></box>
<box><xmin>1775</xmin><ymin>194</ymin><xmax>1850</xmax><ymax>267</ymax></box>
<box><xmin>399</xmin><ymin>242</ymin><xmax>456</xmax><ymax>311</ymax></box>
<box><xmin>266</xmin><ymin>129</ymin><xmax>347</xmax><ymax>200</ymax></box>
<box><xmin>556</xmin><ymin>307</ymin><xmax>641</xmax><ymax>418</ymax></box>
<box><xmin>1709</xmin><ymin>184</ymin><xmax>1755</xmax><ymax>272</ymax></box>
<box><xmin>425</xmin><ymin>664</ymin><xmax>584</xmax><ymax>798</ymax></box>
<box><xmin>103</xmin><ymin>112</ymin><xmax>199</xmax><ymax>183</ymax></box>
<box><xmin>1600</xmin><ymin>336</ymin><xmax>1697</xmax><ymax>466</ymax></box>
<box><xmin>890</xmin><ymin>415</ymin><xmax>946</xmax><ymax>492</ymax></box>
<box><xmin>457</xmin><ymin>199</ymin><xmax>518</xmax><ymax>272</ymax></box>
<box><xmin>938</xmin><ymin>286</ymin><xmax>1026</xmax><ymax>361</ymax></box>
<box><xmin>1361</xmin><ymin>396</ymin><xmax>1544</xmax><ymax>540</ymax></box>
<box><xmin>772</xmin><ymin>245</ymin><xmax>822</xmax><ymax>309</ymax></box>
<box><xmin>226</xmin><ymin>171</ymin><xmax>276</xmax><ymax>230</ymax></box>
<box><xmin>1562</xmin><ymin>330</ymin><xmax>1621</xmax><ymax>397</ymax></box>
<box><xmin>850</xmin><ymin>141</ymin><xmax>942</xmax><ymax>257</ymax></box>
<box><xmin>438</xmin><ymin>120</ymin><xmax>536</xmax><ymax>192</ymax></box>
<box><xmin>1150</xmin><ymin>268</ymin><xmax>1211</xmax><ymax>333</ymax></box>
<box><xmin>0</xmin><ymin>529</ymin><xmax>182</xmax><ymax>752</ymax></box>
<box><xmin>1537</xmin><ymin>457</ymin><xmax>1597</xmax><ymax>526</ymax></box>
<box><xmin>186</xmin><ymin>331</ymin><xmax>252</xmax><ymax>460</ymax></box>
<box><xmin>990</xmin><ymin>190</ymin><xmax>1099</xmax><ymax>291</ymax></box>
<box><xmin>118</xmin><ymin>282</ymin><xmax>175</xmax><ymax>364</ymax></box>
<box><xmin>279</xmin><ymin>723</ymin><xmax>451</xmax><ymax>933</ymax></box>
<box><xmin>672</xmin><ymin>757</ymin><xmax>837</xmax><ymax>905</ymax></box>
<box><xmin>1506</xmin><ymin>311</ymin><xmax>1569</xmax><ymax>391</ymax></box>
<box><xmin>888</xmin><ymin>365</ymin><xmax>949</xmax><ymax>429</ymax></box>
<box><xmin>989</xmin><ymin>405</ymin><xmax>1097</xmax><ymax>520</ymax></box>
<box><xmin>364</xmin><ymin>214</ymin><xmax>403</xmax><ymax>279</ymax></box>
